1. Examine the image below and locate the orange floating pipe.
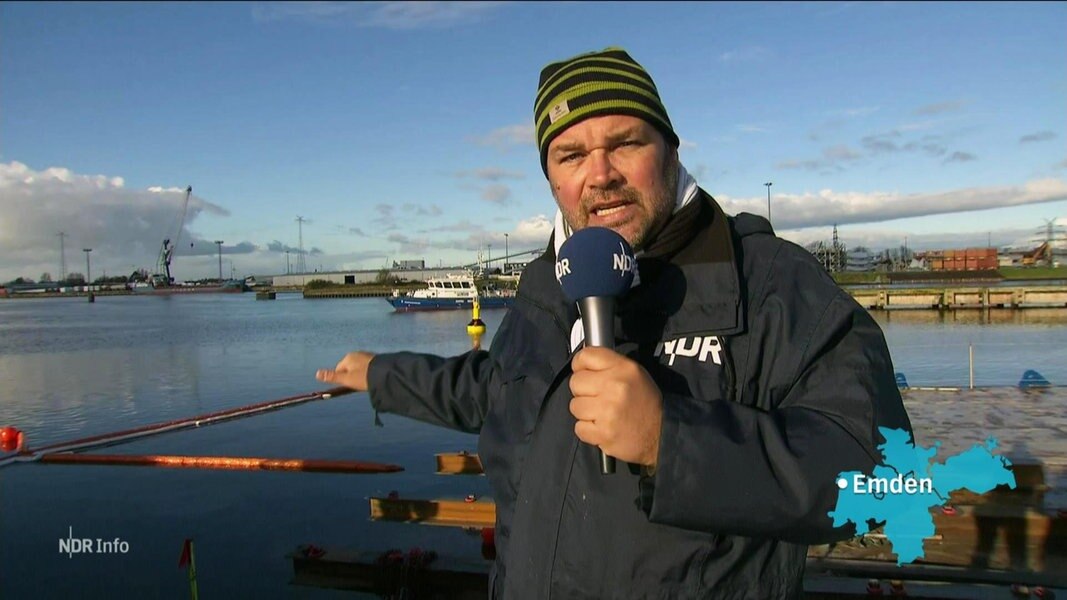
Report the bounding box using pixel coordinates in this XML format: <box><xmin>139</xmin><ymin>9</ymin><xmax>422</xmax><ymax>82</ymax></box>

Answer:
<box><xmin>37</xmin><ymin>452</ymin><xmax>403</xmax><ymax>474</ymax></box>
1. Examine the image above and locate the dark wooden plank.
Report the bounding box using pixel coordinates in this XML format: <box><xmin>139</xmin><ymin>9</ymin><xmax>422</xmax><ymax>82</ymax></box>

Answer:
<box><xmin>369</xmin><ymin>497</ymin><xmax>496</xmax><ymax>528</ymax></box>
<box><xmin>435</xmin><ymin>452</ymin><xmax>484</xmax><ymax>475</ymax></box>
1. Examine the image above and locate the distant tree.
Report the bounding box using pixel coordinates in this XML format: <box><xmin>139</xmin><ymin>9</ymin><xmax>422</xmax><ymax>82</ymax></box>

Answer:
<box><xmin>305</xmin><ymin>279</ymin><xmax>339</xmax><ymax>289</ymax></box>
<box><xmin>40</xmin><ymin>272</ymin><xmax>53</xmax><ymax>282</ymax></box>
<box><xmin>375</xmin><ymin>269</ymin><xmax>392</xmax><ymax>284</ymax></box>
<box><xmin>129</xmin><ymin>269</ymin><xmax>149</xmax><ymax>283</ymax></box>
<box><xmin>66</xmin><ymin>272</ymin><xmax>86</xmax><ymax>285</ymax></box>
<box><xmin>10</xmin><ymin>277</ymin><xmax>33</xmax><ymax>285</ymax></box>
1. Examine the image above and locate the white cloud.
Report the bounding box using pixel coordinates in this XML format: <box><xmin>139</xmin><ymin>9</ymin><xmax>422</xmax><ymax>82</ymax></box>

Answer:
<box><xmin>335</xmin><ymin>250</ymin><xmax>393</xmax><ymax>271</ymax></box>
<box><xmin>824</xmin><ymin>145</ymin><xmax>863</xmax><ymax>161</ymax></box>
<box><xmin>717</xmin><ymin>178</ymin><xmax>1067</xmax><ymax>230</ymax></box>
<box><xmin>401</xmin><ymin>203</ymin><xmax>443</xmax><ymax>217</ymax></box>
<box><xmin>913</xmin><ymin>100</ymin><xmax>968</xmax><ymax>116</ymax></box>
<box><xmin>776</xmin><ymin>145</ymin><xmax>864</xmax><ymax>172</ymax></box>
<box><xmin>0</xmin><ymin>161</ymin><xmax>238</xmax><ymax>282</ymax></box>
<box><xmin>827</xmin><ymin>106</ymin><xmax>880</xmax><ymax>119</ymax></box>
<box><xmin>777</xmin><ymin>225</ymin><xmax>1044</xmax><ymax>253</ymax></box>
<box><xmin>481</xmin><ymin>184</ymin><xmax>513</xmax><ymax>205</ymax></box>
<box><xmin>896</xmin><ymin>119</ymin><xmax>942</xmax><ymax>133</ymax></box>
<box><xmin>784</xmin><ymin>129</ymin><xmax>966</xmax><ymax>172</ymax></box>
<box><xmin>943</xmin><ymin>151</ymin><xmax>977</xmax><ymax>164</ymax></box>
<box><xmin>376</xmin><ymin>212</ymin><xmax>550</xmax><ymax>262</ymax></box>
<box><xmin>252</xmin><ymin>1</ymin><xmax>504</xmax><ymax>29</ymax></box>
<box><xmin>512</xmin><ymin>214</ymin><xmax>552</xmax><ymax>245</ymax></box>
<box><xmin>470</xmin><ymin>123</ymin><xmax>536</xmax><ymax>150</ymax></box>
<box><xmin>718</xmin><ymin>46</ymin><xmax>773</xmax><ymax>64</ymax></box>
<box><xmin>0</xmin><ymin>162</ymin><xmax>555</xmax><ymax>281</ymax></box>
<box><xmin>1020</xmin><ymin>131</ymin><xmax>1057</xmax><ymax>144</ymax></box>
<box><xmin>456</xmin><ymin>167</ymin><xmax>525</xmax><ymax>181</ymax></box>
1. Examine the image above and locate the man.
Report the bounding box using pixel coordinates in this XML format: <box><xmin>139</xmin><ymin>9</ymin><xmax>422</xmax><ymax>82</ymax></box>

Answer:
<box><xmin>318</xmin><ymin>47</ymin><xmax>912</xmax><ymax>599</ymax></box>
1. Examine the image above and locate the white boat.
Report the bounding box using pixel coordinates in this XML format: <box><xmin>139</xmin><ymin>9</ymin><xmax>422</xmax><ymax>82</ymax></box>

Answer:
<box><xmin>387</xmin><ymin>273</ymin><xmax>513</xmax><ymax>312</ymax></box>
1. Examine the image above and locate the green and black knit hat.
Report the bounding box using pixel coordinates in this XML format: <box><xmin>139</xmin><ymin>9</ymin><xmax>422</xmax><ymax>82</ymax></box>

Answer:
<box><xmin>534</xmin><ymin>47</ymin><xmax>679</xmax><ymax>175</ymax></box>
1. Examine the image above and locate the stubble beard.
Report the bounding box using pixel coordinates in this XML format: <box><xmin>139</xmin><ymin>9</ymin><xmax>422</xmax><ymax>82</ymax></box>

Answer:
<box><xmin>553</xmin><ymin>155</ymin><xmax>679</xmax><ymax>252</ymax></box>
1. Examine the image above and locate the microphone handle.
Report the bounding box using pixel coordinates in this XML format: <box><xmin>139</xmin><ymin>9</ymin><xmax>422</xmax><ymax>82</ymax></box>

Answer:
<box><xmin>577</xmin><ymin>296</ymin><xmax>617</xmax><ymax>475</ymax></box>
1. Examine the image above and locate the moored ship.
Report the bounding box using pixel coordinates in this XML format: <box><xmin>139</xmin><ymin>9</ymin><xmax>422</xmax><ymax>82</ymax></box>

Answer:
<box><xmin>387</xmin><ymin>273</ymin><xmax>513</xmax><ymax>312</ymax></box>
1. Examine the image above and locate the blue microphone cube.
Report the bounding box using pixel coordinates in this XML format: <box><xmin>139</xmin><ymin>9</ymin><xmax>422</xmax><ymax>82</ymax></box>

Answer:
<box><xmin>556</xmin><ymin>227</ymin><xmax>637</xmax><ymax>302</ymax></box>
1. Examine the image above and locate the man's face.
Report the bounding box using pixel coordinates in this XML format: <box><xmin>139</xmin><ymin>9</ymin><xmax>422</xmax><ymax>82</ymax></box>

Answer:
<box><xmin>546</xmin><ymin>115</ymin><xmax>677</xmax><ymax>251</ymax></box>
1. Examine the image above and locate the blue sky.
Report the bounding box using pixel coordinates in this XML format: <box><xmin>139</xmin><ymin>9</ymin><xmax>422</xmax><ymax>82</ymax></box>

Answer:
<box><xmin>2</xmin><ymin>1</ymin><xmax>1065</xmax><ymax>281</ymax></box>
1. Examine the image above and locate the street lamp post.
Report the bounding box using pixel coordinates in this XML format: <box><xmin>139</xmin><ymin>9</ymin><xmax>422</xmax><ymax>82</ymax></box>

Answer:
<box><xmin>504</xmin><ymin>233</ymin><xmax>509</xmax><ymax>273</ymax></box>
<box><xmin>285</xmin><ymin>250</ymin><xmax>291</xmax><ymax>275</ymax></box>
<box><xmin>83</xmin><ymin>248</ymin><xmax>92</xmax><ymax>289</ymax></box>
<box><xmin>214</xmin><ymin>241</ymin><xmax>224</xmax><ymax>281</ymax></box>
<box><xmin>488</xmin><ymin>244</ymin><xmax>492</xmax><ymax>274</ymax></box>
<box><xmin>764</xmin><ymin>182</ymin><xmax>773</xmax><ymax>224</ymax></box>
<box><xmin>83</xmin><ymin>248</ymin><xmax>93</xmax><ymax>302</ymax></box>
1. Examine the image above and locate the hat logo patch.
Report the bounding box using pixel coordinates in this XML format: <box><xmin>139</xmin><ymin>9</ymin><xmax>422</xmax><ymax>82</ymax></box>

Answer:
<box><xmin>549</xmin><ymin>100</ymin><xmax>570</xmax><ymax>124</ymax></box>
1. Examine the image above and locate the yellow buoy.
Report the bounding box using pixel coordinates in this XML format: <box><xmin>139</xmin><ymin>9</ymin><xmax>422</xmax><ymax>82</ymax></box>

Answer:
<box><xmin>467</xmin><ymin>299</ymin><xmax>486</xmax><ymax>349</ymax></box>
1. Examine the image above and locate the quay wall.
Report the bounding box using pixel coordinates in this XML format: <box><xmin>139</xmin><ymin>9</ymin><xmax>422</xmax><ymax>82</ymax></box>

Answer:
<box><xmin>847</xmin><ymin>286</ymin><xmax>1067</xmax><ymax>310</ymax></box>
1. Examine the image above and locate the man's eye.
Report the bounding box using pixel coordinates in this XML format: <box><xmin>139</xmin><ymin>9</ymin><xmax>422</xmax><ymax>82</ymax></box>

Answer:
<box><xmin>560</xmin><ymin>153</ymin><xmax>580</xmax><ymax>163</ymax></box>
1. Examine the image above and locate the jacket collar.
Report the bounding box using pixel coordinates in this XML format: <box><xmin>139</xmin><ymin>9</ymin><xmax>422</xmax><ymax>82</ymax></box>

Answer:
<box><xmin>521</xmin><ymin>188</ymin><xmax>745</xmax><ymax>346</ymax></box>
<box><xmin>615</xmin><ymin>189</ymin><xmax>744</xmax><ymax>341</ymax></box>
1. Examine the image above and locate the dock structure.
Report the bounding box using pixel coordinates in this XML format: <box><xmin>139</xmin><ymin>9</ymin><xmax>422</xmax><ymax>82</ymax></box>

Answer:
<box><xmin>292</xmin><ymin>386</ymin><xmax>1067</xmax><ymax>597</ymax></box>
<box><xmin>302</xmin><ymin>288</ymin><xmax>395</xmax><ymax>299</ymax></box>
<box><xmin>302</xmin><ymin>283</ymin><xmax>424</xmax><ymax>299</ymax></box>
<box><xmin>848</xmin><ymin>285</ymin><xmax>1067</xmax><ymax>310</ymax></box>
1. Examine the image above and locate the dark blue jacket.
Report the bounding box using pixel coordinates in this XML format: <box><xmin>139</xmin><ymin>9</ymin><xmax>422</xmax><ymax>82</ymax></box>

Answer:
<box><xmin>368</xmin><ymin>191</ymin><xmax>912</xmax><ymax>599</ymax></box>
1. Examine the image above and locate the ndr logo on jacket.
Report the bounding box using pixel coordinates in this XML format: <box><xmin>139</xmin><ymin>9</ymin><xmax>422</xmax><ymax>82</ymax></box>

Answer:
<box><xmin>655</xmin><ymin>336</ymin><xmax>723</xmax><ymax>366</ymax></box>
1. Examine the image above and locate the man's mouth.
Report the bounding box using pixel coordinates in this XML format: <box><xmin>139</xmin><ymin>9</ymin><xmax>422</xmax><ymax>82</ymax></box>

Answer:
<box><xmin>591</xmin><ymin>202</ymin><xmax>629</xmax><ymax>218</ymax></box>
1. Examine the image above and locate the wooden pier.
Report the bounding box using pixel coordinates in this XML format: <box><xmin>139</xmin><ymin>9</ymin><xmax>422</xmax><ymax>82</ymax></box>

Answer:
<box><xmin>292</xmin><ymin>386</ymin><xmax>1067</xmax><ymax>597</ymax></box>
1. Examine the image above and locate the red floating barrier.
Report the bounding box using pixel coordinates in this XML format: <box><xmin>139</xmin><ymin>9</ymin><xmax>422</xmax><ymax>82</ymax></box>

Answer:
<box><xmin>35</xmin><ymin>453</ymin><xmax>403</xmax><ymax>474</ymax></box>
<box><xmin>1</xmin><ymin>387</ymin><xmax>355</xmax><ymax>469</ymax></box>
<box><xmin>0</xmin><ymin>426</ymin><xmax>21</xmax><ymax>452</ymax></box>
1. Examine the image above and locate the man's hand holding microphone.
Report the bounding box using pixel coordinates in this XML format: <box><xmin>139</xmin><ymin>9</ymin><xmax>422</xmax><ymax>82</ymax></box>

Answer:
<box><xmin>557</xmin><ymin>227</ymin><xmax>663</xmax><ymax>473</ymax></box>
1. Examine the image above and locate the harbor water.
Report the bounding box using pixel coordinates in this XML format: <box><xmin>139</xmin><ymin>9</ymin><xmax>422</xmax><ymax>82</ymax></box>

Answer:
<box><xmin>0</xmin><ymin>294</ymin><xmax>1065</xmax><ymax>598</ymax></box>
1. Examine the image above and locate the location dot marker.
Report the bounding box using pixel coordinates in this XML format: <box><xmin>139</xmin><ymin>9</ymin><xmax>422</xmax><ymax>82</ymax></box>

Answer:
<box><xmin>837</xmin><ymin>478</ymin><xmax>849</xmax><ymax>490</ymax></box>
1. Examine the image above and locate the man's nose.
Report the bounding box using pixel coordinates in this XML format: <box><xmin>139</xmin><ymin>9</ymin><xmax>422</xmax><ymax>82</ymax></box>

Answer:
<box><xmin>587</xmin><ymin>149</ymin><xmax>622</xmax><ymax>188</ymax></box>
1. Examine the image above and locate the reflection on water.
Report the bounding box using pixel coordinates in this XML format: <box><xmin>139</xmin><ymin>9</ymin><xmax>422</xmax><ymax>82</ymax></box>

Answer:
<box><xmin>0</xmin><ymin>296</ymin><xmax>1064</xmax><ymax>597</ymax></box>
<box><xmin>0</xmin><ymin>345</ymin><xmax>218</xmax><ymax>445</ymax></box>
<box><xmin>0</xmin><ymin>295</ymin><xmax>504</xmax><ymax>599</ymax></box>
<box><xmin>870</xmin><ymin>308</ymin><xmax>1067</xmax><ymax>388</ymax></box>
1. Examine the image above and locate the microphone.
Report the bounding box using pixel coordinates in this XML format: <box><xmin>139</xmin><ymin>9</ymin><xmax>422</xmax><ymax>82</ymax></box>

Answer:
<box><xmin>556</xmin><ymin>227</ymin><xmax>637</xmax><ymax>474</ymax></box>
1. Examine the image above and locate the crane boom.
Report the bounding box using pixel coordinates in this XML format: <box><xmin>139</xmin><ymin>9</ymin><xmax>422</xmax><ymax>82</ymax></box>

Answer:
<box><xmin>154</xmin><ymin>186</ymin><xmax>193</xmax><ymax>286</ymax></box>
<box><xmin>171</xmin><ymin>185</ymin><xmax>192</xmax><ymax>254</ymax></box>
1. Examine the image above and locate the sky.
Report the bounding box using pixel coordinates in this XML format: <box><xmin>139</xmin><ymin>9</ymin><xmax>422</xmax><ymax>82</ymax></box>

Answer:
<box><xmin>1</xmin><ymin>1</ymin><xmax>1065</xmax><ymax>282</ymax></box>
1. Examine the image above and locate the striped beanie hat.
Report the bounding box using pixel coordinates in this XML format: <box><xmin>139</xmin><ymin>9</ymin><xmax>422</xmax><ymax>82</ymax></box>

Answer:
<box><xmin>534</xmin><ymin>47</ymin><xmax>679</xmax><ymax>175</ymax></box>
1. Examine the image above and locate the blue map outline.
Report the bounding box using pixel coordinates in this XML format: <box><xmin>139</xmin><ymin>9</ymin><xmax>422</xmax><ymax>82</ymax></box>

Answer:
<box><xmin>828</xmin><ymin>426</ymin><xmax>1016</xmax><ymax>565</ymax></box>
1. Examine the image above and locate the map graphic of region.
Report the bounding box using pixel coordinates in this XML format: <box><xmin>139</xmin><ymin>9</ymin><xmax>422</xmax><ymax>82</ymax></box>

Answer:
<box><xmin>828</xmin><ymin>426</ymin><xmax>1017</xmax><ymax>565</ymax></box>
